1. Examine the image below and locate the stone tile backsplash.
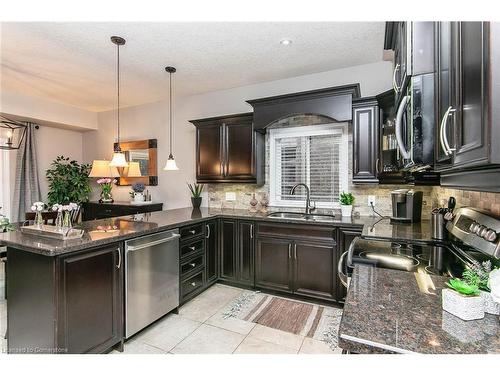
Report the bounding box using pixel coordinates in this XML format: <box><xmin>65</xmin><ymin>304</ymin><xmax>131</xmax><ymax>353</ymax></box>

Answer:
<box><xmin>207</xmin><ymin>115</ymin><xmax>500</xmax><ymax>218</ymax></box>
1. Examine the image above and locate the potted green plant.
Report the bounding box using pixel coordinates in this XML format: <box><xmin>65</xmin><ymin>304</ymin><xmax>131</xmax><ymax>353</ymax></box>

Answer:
<box><xmin>187</xmin><ymin>183</ymin><xmax>204</xmax><ymax>209</ymax></box>
<box><xmin>46</xmin><ymin>156</ymin><xmax>91</xmax><ymax>205</ymax></box>
<box><xmin>97</xmin><ymin>178</ymin><xmax>117</xmax><ymax>203</ymax></box>
<box><xmin>442</xmin><ymin>277</ymin><xmax>484</xmax><ymax>321</ymax></box>
<box><xmin>463</xmin><ymin>260</ymin><xmax>500</xmax><ymax>315</ymax></box>
<box><xmin>0</xmin><ymin>210</ymin><xmax>14</xmax><ymax>232</ymax></box>
<box><xmin>339</xmin><ymin>192</ymin><xmax>355</xmax><ymax>217</ymax></box>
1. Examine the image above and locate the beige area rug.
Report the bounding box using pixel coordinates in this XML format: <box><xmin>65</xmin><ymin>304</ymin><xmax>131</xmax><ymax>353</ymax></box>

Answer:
<box><xmin>222</xmin><ymin>291</ymin><xmax>343</xmax><ymax>349</ymax></box>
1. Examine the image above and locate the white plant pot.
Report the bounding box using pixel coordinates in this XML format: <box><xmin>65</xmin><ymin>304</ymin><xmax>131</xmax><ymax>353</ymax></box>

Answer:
<box><xmin>442</xmin><ymin>288</ymin><xmax>484</xmax><ymax>321</ymax></box>
<box><xmin>341</xmin><ymin>205</ymin><xmax>353</xmax><ymax>217</ymax></box>
<box><xmin>133</xmin><ymin>193</ymin><xmax>145</xmax><ymax>203</ymax></box>
<box><xmin>481</xmin><ymin>290</ymin><xmax>500</xmax><ymax>315</ymax></box>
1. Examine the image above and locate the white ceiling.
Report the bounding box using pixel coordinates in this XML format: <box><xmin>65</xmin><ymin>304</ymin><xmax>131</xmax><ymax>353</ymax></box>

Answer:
<box><xmin>1</xmin><ymin>22</ymin><xmax>385</xmax><ymax>112</ymax></box>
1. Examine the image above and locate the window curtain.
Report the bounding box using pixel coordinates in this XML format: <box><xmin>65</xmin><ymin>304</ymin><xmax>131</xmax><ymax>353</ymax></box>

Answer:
<box><xmin>12</xmin><ymin>123</ymin><xmax>41</xmax><ymax>222</ymax></box>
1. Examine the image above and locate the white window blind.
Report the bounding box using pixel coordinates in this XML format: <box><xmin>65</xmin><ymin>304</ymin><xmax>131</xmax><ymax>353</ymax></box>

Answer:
<box><xmin>269</xmin><ymin>124</ymin><xmax>348</xmax><ymax>208</ymax></box>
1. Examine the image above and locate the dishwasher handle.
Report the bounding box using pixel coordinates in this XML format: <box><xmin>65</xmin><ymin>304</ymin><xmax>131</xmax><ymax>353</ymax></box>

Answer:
<box><xmin>126</xmin><ymin>233</ymin><xmax>180</xmax><ymax>252</ymax></box>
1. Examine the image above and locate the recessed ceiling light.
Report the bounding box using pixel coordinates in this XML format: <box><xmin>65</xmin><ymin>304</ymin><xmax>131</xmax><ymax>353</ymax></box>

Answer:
<box><xmin>280</xmin><ymin>39</ymin><xmax>292</xmax><ymax>46</ymax></box>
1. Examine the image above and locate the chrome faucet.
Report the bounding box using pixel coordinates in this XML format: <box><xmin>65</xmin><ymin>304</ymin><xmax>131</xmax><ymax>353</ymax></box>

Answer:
<box><xmin>290</xmin><ymin>183</ymin><xmax>316</xmax><ymax>214</ymax></box>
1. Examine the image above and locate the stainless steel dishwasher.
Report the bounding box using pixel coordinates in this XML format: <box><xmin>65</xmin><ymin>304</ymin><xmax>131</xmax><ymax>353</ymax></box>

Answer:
<box><xmin>125</xmin><ymin>229</ymin><xmax>180</xmax><ymax>338</ymax></box>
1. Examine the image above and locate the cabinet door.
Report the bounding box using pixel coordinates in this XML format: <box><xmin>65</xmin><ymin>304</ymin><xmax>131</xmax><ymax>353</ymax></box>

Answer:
<box><xmin>58</xmin><ymin>245</ymin><xmax>122</xmax><ymax>353</ymax></box>
<box><xmin>435</xmin><ymin>21</ymin><xmax>455</xmax><ymax>168</ymax></box>
<box><xmin>453</xmin><ymin>22</ymin><xmax>489</xmax><ymax>167</ymax></box>
<box><xmin>293</xmin><ymin>241</ymin><xmax>336</xmax><ymax>301</ymax></box>
<box><xmin>337</xmin><ymin>228</ymin><xmax>362</xmax><ymax>301</ymax></box>
<box><xmin>196</xmin><ymin>123</ymin><xmax>224</xmax><ymax>181</ymax></box>
<box><xmin>224</xmin><ymin>121</ymin><xmax>255</xmax><ymax>180</ymax></box>
<box><xmin>238</xmin><ymin>221</ymin><xmax>255</xmax><ymax>286</ymax></box>
<box><xmin>353</xmin><ymin>101</ymin><xmax>379</xmax><ymax>183</ymax></box>
<box><xmin>219</xmin><ymin>219</ymin><xmax>238</xmax><ymax>282</ymax></box>
<box><xmin>255</xmin><ymin>238</ymin><xmax>292</xmax><ymax>292</ymax></box>
<box><xmin>205</xmin><ymin>220</ymin><xmax>218</xmax><ymax>285</ymax></box>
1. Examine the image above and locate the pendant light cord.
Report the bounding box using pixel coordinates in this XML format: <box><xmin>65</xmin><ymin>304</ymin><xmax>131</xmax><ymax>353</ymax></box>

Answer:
<box><xmin>117</xmin><ymin>42</ymin><xmax>121</xmax><ymax>147</ymax></box>
<box><xmin>169</xmin><ymin>71</ymin><xmax>173</xmax><ymax>155</ymax></box>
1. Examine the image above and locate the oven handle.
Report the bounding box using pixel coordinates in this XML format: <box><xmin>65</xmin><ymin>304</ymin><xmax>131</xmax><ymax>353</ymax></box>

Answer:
<box><xmin>338</xmin><ymin>250</ymin><xmax>349</xmax><ymax>288</ymax></box>
<box><xmin>346</xmin><ymin>236</ymin><xmax>360</xmax><ymax>268</ymax></box>
<box><xmin>394</xmin><ymin>95</ymin><xmax>411</xmax><ymax>160</ymax></box>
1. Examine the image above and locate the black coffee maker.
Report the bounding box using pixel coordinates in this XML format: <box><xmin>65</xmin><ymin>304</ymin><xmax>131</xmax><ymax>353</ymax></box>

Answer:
<box><xmin>391</xmin><ymin>189</ymin><xmax>423</xmax><ymax>222</ymax></box>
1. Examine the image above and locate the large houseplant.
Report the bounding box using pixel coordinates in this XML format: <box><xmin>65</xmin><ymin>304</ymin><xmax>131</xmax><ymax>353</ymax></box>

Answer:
<box><xmin>46</xmin><ymin>156</ymin><xmax>92</xmax><ymax>205</ymax></box>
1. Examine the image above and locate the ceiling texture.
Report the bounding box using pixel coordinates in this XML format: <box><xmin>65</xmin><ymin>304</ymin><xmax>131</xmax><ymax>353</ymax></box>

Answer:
<box><xmin>0</xmin><ymin>22</ymin><xmax>385</xmax><ymax>112</ymax></box>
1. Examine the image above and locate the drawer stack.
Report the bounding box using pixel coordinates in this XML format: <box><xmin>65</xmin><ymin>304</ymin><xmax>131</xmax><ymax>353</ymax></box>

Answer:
<box><xmin>179</xmin><ymin>222</ymin><xmax>206</xmax><ymax>303</ymax></box>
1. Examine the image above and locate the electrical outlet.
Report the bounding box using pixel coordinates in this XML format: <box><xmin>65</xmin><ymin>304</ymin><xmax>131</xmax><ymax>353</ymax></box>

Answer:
<box><xmin>367</xmin><ymin>195</ymin><xmax>376</xmax><ymax>206</ymax></box>
<box><xmin>225</xmin><ymin>192</ymin><xmax>236</xmax><ymax>201</ymax></box>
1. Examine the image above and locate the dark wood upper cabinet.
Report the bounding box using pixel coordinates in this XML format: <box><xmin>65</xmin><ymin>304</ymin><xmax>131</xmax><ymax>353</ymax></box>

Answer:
<box><xmin>352</xmin><ymin>97</ymin><xmax>379</xmax><ymax>183</ymax></box>
<box><xmin>190</xmin><ymin>113</ymin><xmax>264</xmax><ymax>184</ymax></box>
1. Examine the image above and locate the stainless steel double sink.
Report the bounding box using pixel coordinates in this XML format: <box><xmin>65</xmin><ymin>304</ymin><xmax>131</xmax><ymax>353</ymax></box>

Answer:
<box><xmin>266</xmin><ymin>211</ymin><xmax>336</xmax><ymax>223</ymax></box>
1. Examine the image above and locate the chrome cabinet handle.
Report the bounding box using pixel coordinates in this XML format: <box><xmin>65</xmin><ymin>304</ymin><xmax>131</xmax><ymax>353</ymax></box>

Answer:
<box><xmin>189</xmin><ymin>230</ymin><xmax>196</xmax><ymax>235</ymax></box>
<box><xmin>116</xmin><ymin>248</ymin><xmax>121</xmax><ymax>269</ymax></box>
<box><xmin>189</xmin><ymin>246</ymin><xmax>196</xmax><ymax>251</ymax></box>
<box><xmin>395</xmin><ymin>95</ymin><xmax>411</xmax><ymax>160</ymax></box>
<box><xmin>191</xmin><ymin>282</ymin><xmax>196</xmax><ymax>287</ymax></box>
<box><xmin>441</xmin><ymin>106</ymin><xmax>456</xmax><ymax>156</ymax></box>
<box><xmin>250</xmin><ymin>224</ymin><xmax>254</xmax><ymax>239</ymax></box>
<box><xmin>375</xmin><ymin>158</ymin><xmax>380</xmax><ymax>175</ymax></box>
<box><xmin>288</xmin><ymin>243</ymin><xmax>292</xmax><ymax>258</ymax></box>
<box><xmin>294</xmin><ymin>243</ymin><xmax>297</xmax><ymax>259</ymax></box>
<box><xmin>392</xmin><ymin>63</ymin><xmax>401</xmax><ymax>93</ymax></box>
<box><xmin>206</xmin><ymin>224</ymin><xmax>210</xmax><ymax>239</ymax></box>
<box><xmin>189</xmin><ymin>263</ymin><xmax>196</xmax><ymax>268</ymax></box>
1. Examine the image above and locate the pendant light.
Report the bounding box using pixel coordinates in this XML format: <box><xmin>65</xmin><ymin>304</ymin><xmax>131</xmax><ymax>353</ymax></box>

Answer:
<box><xmin>109</xmin><ymin>36</ymin><xmax>129</xmax><ymax>168</ymax></box>
<box><xmin>163</xmin><ymin>66</ymin><xmax>179</xmax><ymax>171</ymax></box>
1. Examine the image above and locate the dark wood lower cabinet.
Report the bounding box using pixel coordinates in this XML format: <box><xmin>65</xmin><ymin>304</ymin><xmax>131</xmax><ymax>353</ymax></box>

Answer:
<box><xmin>293</xmin><ymin>241</ymin><xmax>337</xmax><ymax>301</ymax></box>
<box><xmin>57</xmin><ymin>246</ymin><xmax>123</xmax><ymax>354</ymax></box>
<box><xmin>238</xmin><ymin>221</ymin><xmax>255</xmax><ymax>286</ymax></box>
<box><xmin>220</xmin><ymin>219</ymin><xmax>238</xmax><ymax>281</ymax></box>
<box><xmin>205</xmin><ymin>220</ymin><xmax>218</xmax><ymax>284</ymax></box>
<box><xmin>7</xmin><ymin>244</ymin><xmax>123</xmax><ymax>354</ymax></box>
<box><xmin>255</xmin><ymin>237</ymin><xmax>293</xmax><ymax>292</ymax></box>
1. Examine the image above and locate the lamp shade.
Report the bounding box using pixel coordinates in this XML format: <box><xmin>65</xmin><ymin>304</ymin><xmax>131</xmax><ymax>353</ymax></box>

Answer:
<box><xmin>89</xmin><ymin>160</ymin><xmax>120</xmax><ymax>178</ymax></box>
<box><xmin>125</xmin><ymin>161</ymin><xmax>142</xmax><ymax>177</ymax></box>
<box><xmin>163</xmin><ymin>155</ymin><xmax>179</xmax><ymax>171</ymax></box>
<box><xmin>109</xmin><ymin>151</ymin><xmax>128</xmax><ymax>167</ymax></box>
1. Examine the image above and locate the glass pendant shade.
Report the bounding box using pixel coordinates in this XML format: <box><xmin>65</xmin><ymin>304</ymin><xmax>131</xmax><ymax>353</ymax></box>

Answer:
<box><xmin>163</xmin><ymin>154</ymin><xmax>179</xmax><ymax>171</ymax></box>
<box><xmin>109</xmin><ymin>151</ymin><xmax>128</xmax><ymax>167</ymax></box>
<box><xmin>89</xmin><ymin>160</ymin><xmax>120</xmax><ymax>177</ymax></box>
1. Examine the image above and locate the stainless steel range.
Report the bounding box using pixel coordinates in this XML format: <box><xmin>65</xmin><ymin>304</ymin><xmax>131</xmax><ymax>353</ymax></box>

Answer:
<box><xmin>338</xmin><ymin>207</ymin><xmax>500</xmax><ymax>288</ymax></box>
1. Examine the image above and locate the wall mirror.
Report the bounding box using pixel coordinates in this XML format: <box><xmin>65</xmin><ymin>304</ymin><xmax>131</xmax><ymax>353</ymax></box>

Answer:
<box><xmin>113</xmin><ymin>139</ymin><xmax>158</xmax><ymax>186</ymax></box>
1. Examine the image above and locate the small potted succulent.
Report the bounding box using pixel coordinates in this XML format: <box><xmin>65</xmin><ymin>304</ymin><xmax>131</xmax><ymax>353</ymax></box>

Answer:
<box><xmin>339</xmin><ymin>192</ymin><xmax>355</xmax><ymax>217</ymax></box>
<box><xmin>130</xmin><ymin>182</ymin><xmax>146</xmax><ymax>203</ymax></box>
<box><xmin>187</xmin><ymin>183</ymin><xmax>204</xmax><ymax>209</ymax></box>
<box><xmin>442</xmin><ymin>277</ymin><xmax>484</xmax><ymax>321</ymax></box>
<box><xmin>463</xmin><ymin>260</ymin><xmax>500</xmax><ymax>315</ymax></box>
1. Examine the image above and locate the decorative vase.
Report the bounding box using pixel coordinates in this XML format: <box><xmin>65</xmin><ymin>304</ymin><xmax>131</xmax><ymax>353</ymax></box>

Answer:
<box><xmin>100</xmin><ymin>189</ymin><xmax>113</xmax><ymax>203</ymax></box>
<box><xmin>133</xmin><ymin>193</ymin><xmax>145</xmax><ymax>203</ymax></box>
<box><xmin>62</xmin><ymin>211</ymin><xmax>72</xmax><ymax>230</ymax></box>
<box><xmin>442</xmin><ymin>288</ymin><xmax>484</xmax><ymax>321</ymax></box>
<box><xmin>191</xmin><ymin>197</ymin><xmax>202</xmax><ymax>209</ymax></box>
<box><xmin>55</xmin><ymin>211</ymin><xmax>64</xmax><ymax>231</ymax></box>
<box><xmin>481</xmin><ymin>290</ymin><xmax>500</xmax><ymax>315</ymax></box>
<box><xmin>341</xmin><ymin>204</ymin><xmax>353</xmax><ymax>217</ymax></box>
<box><xmin>34</xmin><ymin>211</ymin><xmax>44</xmax><ymax>228</ymax></box>
<box><xmin>249</xmin><ymin>193</ymin><xmax>259</xmax><ymax>212</ymax></box>
<box><xmin>259</xmin><ymin>194</ymin><xmax>269</xmax><ymax>213</ymax></box>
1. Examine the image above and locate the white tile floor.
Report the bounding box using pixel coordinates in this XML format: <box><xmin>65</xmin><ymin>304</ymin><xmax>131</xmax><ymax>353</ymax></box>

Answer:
<box><xmin>0</xmin><ymin>260</ymin><xmax>340</xmax><ymax>354</ymax></box>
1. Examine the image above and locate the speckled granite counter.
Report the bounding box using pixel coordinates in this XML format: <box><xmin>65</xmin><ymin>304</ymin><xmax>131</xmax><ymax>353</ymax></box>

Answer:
<box><xmin>338</xmin><ymin>265</ymin><xmax>500</xmax><ymax>354</ymax></box>
<box><xmin>0</xmin><ymin>207</ymin><xmax>379</xmax><ymax>256</ymax></box>
<box><xmin>361</xmin><ymin>218</ymin><xmax>435</xmax><ymax>243</ymax></box>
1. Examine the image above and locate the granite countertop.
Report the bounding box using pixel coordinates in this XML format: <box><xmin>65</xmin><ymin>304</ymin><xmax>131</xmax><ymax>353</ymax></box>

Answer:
<box><xmin>0</xmin><ymin>207</ymin><xmax>378</xmax><ymax>256</ymax></box>
<box><xmin>338</xmin><ymin>265</ymin><xmax>500</xmax><ymax>354</ymax></box>
<box><xmin>361</xmin><ymin>217</ymin><xmax>434</xmax><ymax>243</ymax></box>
